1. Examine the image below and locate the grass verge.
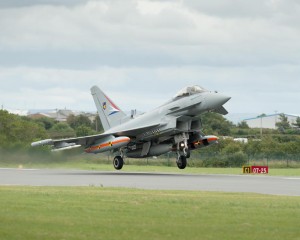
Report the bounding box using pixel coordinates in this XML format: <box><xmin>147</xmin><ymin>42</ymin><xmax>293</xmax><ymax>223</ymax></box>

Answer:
<box><xmin>0</xmin><ymin>186</ymin><xmax>299</xmax><ymax>240</ymax></box>
<box><xmin>1</xmin><ymin>161</ymin><xmax>300</xmax><ymax>176</ymax></box>
<box><xmin>1</xmin><ymin>152</ymin><xmax>300</xmax><ymax>176</ymax></box>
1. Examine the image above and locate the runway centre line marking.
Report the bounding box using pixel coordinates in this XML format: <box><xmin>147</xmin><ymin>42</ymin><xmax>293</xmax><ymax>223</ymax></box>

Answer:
<box><xmin>284</xmin><ymin>177</ymin><xmax>300</xmax><ymax>180</ymax></box>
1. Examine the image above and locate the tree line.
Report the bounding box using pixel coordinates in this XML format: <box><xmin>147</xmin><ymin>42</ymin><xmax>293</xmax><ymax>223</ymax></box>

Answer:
<box><xmin>0</xmin><ymin>110</ymin><xmax>102</xmax><ymax>150</ymax></box>
<box><xmin>0</xmin><ymin>110</ymin><xmax>299</xmax><ymax>167</ymax></box>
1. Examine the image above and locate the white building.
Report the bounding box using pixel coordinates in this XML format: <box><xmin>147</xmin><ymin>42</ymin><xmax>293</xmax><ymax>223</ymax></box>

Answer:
<box><xmin>244</xmin><ymin>113</ymin><xmax>299</xmax><ymax>129</ymax></box>
<box><xmin>7</xmin><ymin>109</ymin><xmax>29</xmax><ymax>116</ymax></box>
<box><xmin>28</xmin><ymin>109</ymin><xmax>96</xmax><ymax>122</ymax></box>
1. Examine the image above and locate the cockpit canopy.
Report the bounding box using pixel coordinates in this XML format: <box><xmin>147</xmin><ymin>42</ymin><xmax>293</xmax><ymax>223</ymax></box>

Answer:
<box><xmin>174</xmin><ymin>85</ymin><xmax>207</xmax><ymax>99</ymax></box>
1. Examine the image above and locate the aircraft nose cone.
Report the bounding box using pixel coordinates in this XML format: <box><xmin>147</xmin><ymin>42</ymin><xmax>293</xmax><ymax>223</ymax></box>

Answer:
<box><xmin>204</xmin><ymin>93</ymin><xmax>231</xmax><ymax>110</ymax></box>
<box><xmin>218</xmin><ymin>94</ymin><xmax>231</xmax><ymax>105</ymax></box>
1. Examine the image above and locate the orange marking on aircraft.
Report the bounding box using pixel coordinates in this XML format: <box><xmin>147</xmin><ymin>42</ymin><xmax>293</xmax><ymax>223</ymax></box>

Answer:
<box><xmin>85</xmin><ymin>138</ymin><xmax>130</xmax><ymax>153</ymax></box>
<box><xmin>193</xmin><ymin>137</ymin><xmax>218</xmax><ymax>146</ymax></box>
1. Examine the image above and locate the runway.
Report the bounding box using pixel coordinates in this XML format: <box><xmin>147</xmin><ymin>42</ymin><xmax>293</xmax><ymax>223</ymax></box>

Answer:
<box><xmin>1</xmin><ymin>168</ymin><xmax>299</xmax><ymax>196</ymax></box>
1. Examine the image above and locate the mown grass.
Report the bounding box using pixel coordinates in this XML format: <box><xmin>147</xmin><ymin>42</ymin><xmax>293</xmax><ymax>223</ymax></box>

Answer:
<box><xmin>0</xmin><ymin>186</ymin><xmax>299</xmax><ymax>240</ymax></box>
<box><xmin>0</xmin><ymin>151</ymin><xmax>300</xmax><ymax>176</ymax></box>
<box><xmin>1</xmin><ymin>161</ymin><xmax>300</xmax><ymax>176</ymax></box>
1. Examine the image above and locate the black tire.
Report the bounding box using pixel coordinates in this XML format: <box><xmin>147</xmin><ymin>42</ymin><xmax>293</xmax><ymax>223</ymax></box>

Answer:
<box><xmin>177</xmin><ymin>156</ymin><xmax>187</xmax><ymax>170</ymax></box>
<box><xmin>113</xmin><ymin>156</ymin><xmax>124</xmax><ymax>170</ymax></box>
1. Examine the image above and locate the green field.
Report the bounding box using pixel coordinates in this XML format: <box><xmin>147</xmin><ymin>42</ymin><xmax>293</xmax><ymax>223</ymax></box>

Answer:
<box><xmin>1</xmin><ymin>161</ymin><xmax>300</xmax><ymax>176</ymax></box>
<box><xmin>1</xmin><ymin>151</ymin><xmax>300</xmax><ymax>176</ymax></box>
<box><xmin>0</xmin><ymin>187</ymin><xmax>300</xmax><ymax>240</ymax></box>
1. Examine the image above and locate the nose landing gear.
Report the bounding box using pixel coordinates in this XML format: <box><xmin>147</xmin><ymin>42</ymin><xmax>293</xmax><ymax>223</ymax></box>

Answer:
<box><xmin>175</xmin><ymin>134</ymin><xmax>189</xmax><ymax>170</ymax></box>
<box><xmin>176</xmin><ymin>155</ymin><xmax>187</xmax><ymax>169</ymax></box>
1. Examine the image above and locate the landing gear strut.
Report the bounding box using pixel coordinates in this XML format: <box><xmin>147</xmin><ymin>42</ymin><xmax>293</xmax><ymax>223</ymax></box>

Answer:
<box><xmin>113</xmin><ymin>156</ymin><xmax>124</xmax><ymax>170</ymax></box>
<box><xmin>174</xmin><ymin>133</ymin><xmax>189</xmax><ymax>170</ymax></box>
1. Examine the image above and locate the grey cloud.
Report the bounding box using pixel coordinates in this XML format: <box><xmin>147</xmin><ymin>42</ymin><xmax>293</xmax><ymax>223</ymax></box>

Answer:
<box><xmin>184</xmin><ymin>0</ymin><xmax>300</xmax><ymax>30</ymax></box>
<box><xmin>1</xmin><ymin>47</ymin><xmax>297</xmax><ymax>70</ymax></box>
<box><xmin>0</xmin><ymin>49</ymin><xmax>185</xmax><ymax>69</ymax></box>
<box><xmin>0</xmin><ymin>0</ymin><xmax>88</xmax><ymax>8</ymax></box>
<box><xmin>184</xmin><ymin>0</ymin><xmax>286</xmax><ymax>19</ymax></box>
<box><xmin>1</xmin><ymin>64</ymin><xmax>298</xmax><ymax>113</ymax></box>
<box><xmin>0</xmin><ymin>0</ymin><xmax>299</xmax><ymax>114</ymax></box>
<box><xmin>0</xmin><ymin>0</ymin><xmax>298</xmax><ymax>69</ymax></box>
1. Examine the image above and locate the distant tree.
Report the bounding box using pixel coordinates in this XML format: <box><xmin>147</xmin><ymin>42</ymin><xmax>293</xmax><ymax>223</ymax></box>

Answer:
<box><xmin>220</xmin><ymin>140</ymin><xmax>243</xmax><ymax>154</ymax></box>
<box><xmin>257</xmin><ymin>113</ymin><xmax>267</xmax><ymax>118</ymax></box>
<box><xmin>34</xmin><ymin>117</ymin><xmax>56</xmax><ymax>130</ymax></box>
<box><xmin>50</xmin><ymin>122</ymin><xmax>73</xmax><ymax>131</ymax></box>
<box><xmin>48</xmin><ymin>122</ymin><xmax>76</xmax><ymax>139</ymax></box>
<box><xmin>67</xmin><ymin>114</ymin><xmax>92</xmax><ymax>129</ymax></box>
<box><xmin>238</xmin><ymin>121</ymin><xmax>249</xmax><ymax>129</ymax></box>
<box><xmin>201</xmin><ymin>112</ymin><xmax>233</xmax><ymax>136</ymax></box>
<box><xmin>66</xmin><ymin>114</ymin><xmax>76</xmax><ymax>129</ymax></box>
<box><xmin>276</xmin><ymin>114</ymin><xmax>291</xmax><ymax>132</ymax></box>
<box><xmin>0</xmin><ymin>110</ymin><xmax>48</xmax><ymax>148</ymax></box>
<box><xmin>244</xmin><ymin>139</ymin><xmax>262</xmax><ymax>156</ymax></box>
<box><xmin>76</xmin><ymin>125</ymin><xmax>96</xmax><ymax>137</ymax></box>
<box><xmin>292</xmin><ymin>117</ymin><xmax>300</xmax><ymax>128</ymax></box>
<box><xmin>91</xmin><ymin>114</ymin><xmax>104</xmax><ymax>133</ymax></box>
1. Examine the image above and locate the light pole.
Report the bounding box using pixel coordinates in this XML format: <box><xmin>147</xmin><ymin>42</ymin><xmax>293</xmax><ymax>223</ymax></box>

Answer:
<box><xmin>260</xmin><ymin>116</ymin><xmax>263</xmax><ymax>138</ymax></box>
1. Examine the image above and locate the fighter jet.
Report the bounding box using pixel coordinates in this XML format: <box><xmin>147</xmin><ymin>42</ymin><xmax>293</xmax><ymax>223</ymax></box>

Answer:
<box><xmin>31</xmin><ymin>85</ymin><xmax>230</xmax><ymax>170</ymax></box>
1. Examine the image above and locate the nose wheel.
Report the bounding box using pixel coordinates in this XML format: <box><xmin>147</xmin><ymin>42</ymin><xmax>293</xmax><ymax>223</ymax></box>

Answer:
<box><xmin>175</xmin><ymin>134</ymin><xmax>189</xmax><ymax>169</ymax></box>
<box><xmin>113</xmin><ymin>156</ymin><xmax>124</xmax><ymax>170</ymax></box>
<box><xmin>176</xmin><ymin>155</ymin><xmax>187</xmax><ymax>169</ymax></box>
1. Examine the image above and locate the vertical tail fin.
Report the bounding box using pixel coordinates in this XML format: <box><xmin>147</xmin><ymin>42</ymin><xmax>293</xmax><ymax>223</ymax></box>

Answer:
<box><xmin>91</xmin><ymin>86</ymin><xmax>126</xmax><ymax>132</ymax></box>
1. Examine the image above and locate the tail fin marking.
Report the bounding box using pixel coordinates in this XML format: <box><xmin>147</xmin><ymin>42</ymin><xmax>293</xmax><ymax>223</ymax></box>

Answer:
<box><xmin>91</xmin><ymin>86</ymin><xmax>126</xmax><ymax>132</ymax></box>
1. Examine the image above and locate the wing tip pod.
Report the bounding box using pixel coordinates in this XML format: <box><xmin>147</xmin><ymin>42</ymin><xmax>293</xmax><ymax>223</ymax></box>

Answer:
<box><xmin>31</xmin><ymin>139</ymin><xmax>53</xmax><ymax>147</ymax></box>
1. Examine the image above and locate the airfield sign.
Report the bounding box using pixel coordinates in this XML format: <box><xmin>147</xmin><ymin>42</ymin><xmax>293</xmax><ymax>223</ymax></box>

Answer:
<box><xmin>243</xmin><ymin>166</ymin><xmax>269</xmax><ymax>174</ymax></box>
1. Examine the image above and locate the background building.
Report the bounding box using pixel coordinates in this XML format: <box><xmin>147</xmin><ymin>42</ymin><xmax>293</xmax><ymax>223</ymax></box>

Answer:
<box><xmin>244</xmin><ymin>113</ymin><xmax>299</xmax><ymax>129</ymax></box>
<box><xmin>28</xmin><ymin>109</ymin><xmax>97</xmax><ymax>122</ymax></box>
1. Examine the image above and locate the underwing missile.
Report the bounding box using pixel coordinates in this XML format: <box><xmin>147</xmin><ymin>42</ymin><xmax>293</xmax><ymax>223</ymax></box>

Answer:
<box><xmin>51</xmin><ymin>144</ymin><xmax>82</xmax><ymax>152</ymax></box>
<box><xmin>192</xmin><ymin>135</ymin><xmax>219</xmax><ymax>149</ymax></box>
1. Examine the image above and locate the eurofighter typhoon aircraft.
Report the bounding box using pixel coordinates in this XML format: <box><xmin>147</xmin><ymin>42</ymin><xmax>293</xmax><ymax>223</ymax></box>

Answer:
<box><xmin>32</xmin><ymin>85</ymin><xmax>230</xmax><ymax>170</ymax></box>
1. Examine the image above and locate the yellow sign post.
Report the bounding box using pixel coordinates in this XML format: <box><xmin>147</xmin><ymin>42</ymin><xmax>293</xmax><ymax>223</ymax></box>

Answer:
<box><xmin>243</xmin><ymin>166</ymin><xmax>252</xmax><ymax>174</ymax></box>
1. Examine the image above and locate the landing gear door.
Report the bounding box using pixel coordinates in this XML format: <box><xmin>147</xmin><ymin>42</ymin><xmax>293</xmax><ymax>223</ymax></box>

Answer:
<box><xmin>141</xmin><ymin>142</ymin><xmax>151</xmax><ymax>157</ymax></box>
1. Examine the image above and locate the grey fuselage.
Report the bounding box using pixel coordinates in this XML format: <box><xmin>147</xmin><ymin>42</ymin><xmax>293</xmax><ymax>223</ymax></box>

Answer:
<box><xmin>105</xmin><ymin>91</ymin><xmax>230</xmax><ymax>143</ymax></box>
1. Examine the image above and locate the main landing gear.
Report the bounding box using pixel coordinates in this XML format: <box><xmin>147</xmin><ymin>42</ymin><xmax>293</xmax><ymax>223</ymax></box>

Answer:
<box><xmin>113</xmin><ymin>156</ymin><xmax>124</xmax><ymax>170</ymax></box>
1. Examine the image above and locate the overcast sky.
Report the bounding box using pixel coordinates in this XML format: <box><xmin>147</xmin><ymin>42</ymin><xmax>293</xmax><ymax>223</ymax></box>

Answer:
<box><xmin>0</xmin><ymin>0</ymin><xmax>299</xmax><ymax>120</ymax></box>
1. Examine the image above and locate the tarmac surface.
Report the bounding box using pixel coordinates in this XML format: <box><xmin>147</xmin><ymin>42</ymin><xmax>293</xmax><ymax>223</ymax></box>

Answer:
<box><xmin>1</xmin><ymin>168</ymin><xmax>300</xmax><ymax>196</ymax></box>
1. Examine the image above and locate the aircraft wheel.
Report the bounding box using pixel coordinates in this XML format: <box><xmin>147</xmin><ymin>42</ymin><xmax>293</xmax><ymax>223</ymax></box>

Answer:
<box><xmin>177</xmin><ymin>155</ymin><xmax>187</xmax><ymax>170</ymax></box>
<box><xmin>113</xmin><ymin>156</ymin><xmax>124</xmax><ymax>170</ymax></box>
